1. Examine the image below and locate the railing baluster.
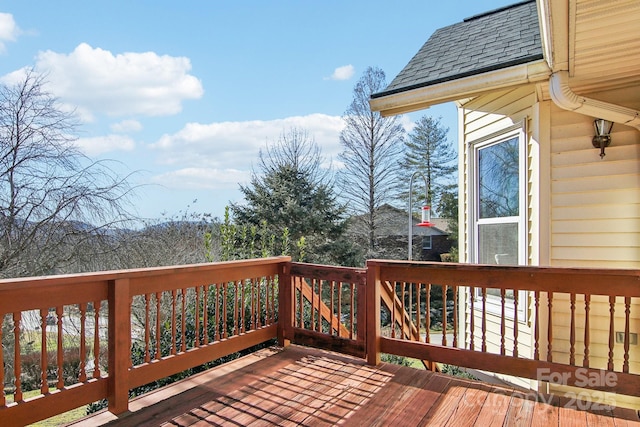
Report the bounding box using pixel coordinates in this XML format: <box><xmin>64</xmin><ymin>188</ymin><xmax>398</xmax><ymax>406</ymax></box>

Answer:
<box><xmin>239</xmin><ymin>281</ymin><xmax>245</xmax><ymax>334</ymax></box>
<box><xmin>215</xmin><ymin>283</ymin><xmax>220</xmax><ymax>341</ymax></box>
<box><xmin>56</xmin><ymin>306</ymin><xmax>64</xmax><ymax>389</ymax></box>
<box><xmin>298</xmin><ymin>277</ymin><xmax>303</xmax><ymax>329</ymax></box>
<box><xmin>452</xmin><ymin>285</ymin><xmax>458</xmax><ymax>348</ymax></box>
<box><xmin>408</xmin><ymin>283</ymin><xmax>413</xmax><ymax>340</ymax></box>
<box><xmin>268</xmin><ymin>276</ymin><xmax>274</xmax><ymax>325</ymax></box>
<box><xmin>337</xmin><ymin>282</ymin><xmax>343</xmax><ymax>335</ymax></box>
<box><xmin>623</xmin><ymin>296</ymin><xmax>631</xmax><ymax>373</ymax></box>
<box><xmin>608</xmin><ymin>295</ymin><xmax>615</xmax><ymax>371</ymax></box>
<box><xmin>500</xmin><ymin>289</ymin><xmax>506</xmax><ymax>355</ymax></box>
<box><xmin>317</xmin><ymin>279</ymin><xmax>323</xmax><ymax>333</ymax></box>
<box><xmin>513</xmin><ymin>290</ymin><xmax>518</xmax><ymax>357</ymax></box>
<box><xmin>203</xmin><ymin>286</ymin><xmax>209</xmax><ymax>344</ymax></box>
<box><xmin>469</xmin><ymin>286</ymin><xmax>475</xmax><ymax>351</ymax></box>
<box><xmin>195</xmin><ymin>285</ymin><xmax>201</xmax><ymax>343</ymax></box>
<box><xmin>180</xmin><ymin>288</ymin><xmax>187</xmax><ymax>353</ymax></box>
<box><xmin>171</xmin><ymin>290</ymin><xmax>177</xmax><ymax>355</ymax></box>
<box><xmin>442</xmin><ymin>285</ymin><xmax>448</xmax><ymax>346</ymax></box>
<box><xmin>79</xmin><ymin>303</ymin><xmax>87</xmax><ymax>382</ymax></box>
<box><xmin>416</xmin><ymin>283</ymin><xmax>421</xmax><ymax>343</ymax></box>
<box><xmin>155</xmin><ymin>292</ymin><xmax>162</xmax><ymax>358</ymax></box>
<box><xmin>255</xmin><ymin>279</ymin><xmax>261</xmax><ymax>329</ymax></box>
<box><xmin>569</xmin><ymin>293</ymin><xmax>576</xmax><ymax>365</ymax></box>
<box><xmin>482</xmin><ymin>288</ymin><xmax>487</xmax><ymax>353</ymax></box>
<box><xmin>223</xmin><ymin>283</ymin><xmax>229</xmax><ymax>338</ymax></box>
<box><xmin>547</xmin><ymin>292</ymin><xmax>553</xmax><ymax>362</ymax></box>
<box><xmin>401</xmin><ymin>282</ymin><xmax>406</xmax><ymax>340</ymax></box>
<box><xmin>251</xmin><ymin>278</ymin><xmax>256</xmax><ymax>330</ymax></box>
<box><xmin>144</xmin><ymin>294</ymin><xmax>151</xmax><ymax>363</ymax></box>
<box><xmin>350</xmin><ymin>282</ymin><xmax>355</xmax><ymax>340</ymax></box>
<box><xmin>330</xmin><ymin>280</ymin><xmax>335</xmax><ymax>335</ymax></box>
<box><xmin>233</xmin><ymin>281</ymin><xmax>239</xmax><ymax>336</ymax></box>
<box><xmin>261</xmin><ymin>279</ymin><xmax>266</xmax><ymax>330</ymax></box>
<box><xmin>583</xmin><ymin>294</ymin><xmax>590</xmax><ymax>368</ymax></box>
<box><xmin>40</xmin><ymin>308</ymin><xmax>49</xmax><ymax>394</ymax></box>
<box><xmin>93</xmin><ymin>301</ymin><xmax>101</xmax><ymax>378</ymax></box>
<box><xmin>391</xmin><ymin>282</ymin><xmax>396</xmax><ymax>339</ymax></box>
<box><xmin>534</xmin><ymin>291</ymin><xmax>539</xmax><ymax>360</ymax></box>
<box><xmin>14</xmin><ymin>312</ymin><xmax>22</xmax><ymax>402</ymax></box>
<box><xmin>426</xmin><ymin>284</ymin><xmax>431</xmax><ymax>343</ymax></box>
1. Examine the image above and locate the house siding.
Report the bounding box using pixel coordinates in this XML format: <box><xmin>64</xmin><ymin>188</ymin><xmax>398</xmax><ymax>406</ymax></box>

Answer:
<box><xmin>458</xmin><ymin>83</ymin><xmax>640</xmax><ymax>403</ymax></box>
<box><xmin>459</xmin><ymin>84</ymin><xmax>539</xmax><ymax>389</ymax></box>
<box><xmin>547</xmin><ymin>86</ymin><xmax>640</xmax><ymax>407</ymax></box>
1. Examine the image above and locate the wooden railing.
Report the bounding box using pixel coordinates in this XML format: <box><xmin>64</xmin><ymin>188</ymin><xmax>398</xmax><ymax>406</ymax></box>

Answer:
<box><xmin>0</xmin><ymin>257</ymin><xmax>288</xmax><ymax>426</ymax></box>
<box><xmin>366</xmin><ymin>260</ymin><xmax>640</xmax><ymax>399</ymax></box>
<box><xmin>280</xmin><ymin>262</ymin><xmax>367</xmax><ymax>358</ymax></box>
<box><xmin>1</xmin><ymin>257</ymin><xmax>639</xmax><ymax>425</ymax></box>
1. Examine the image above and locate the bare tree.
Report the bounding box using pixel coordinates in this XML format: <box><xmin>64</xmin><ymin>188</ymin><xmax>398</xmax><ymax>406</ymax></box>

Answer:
<box><xmin>0</xmin><ymin>70</ymin><xmax>136</xmax><ymax>278</ymax></box>
<box><xmin>337</xmin><ymin>66</ymin><xmax>405</xmax><ymax>256</ymax></box>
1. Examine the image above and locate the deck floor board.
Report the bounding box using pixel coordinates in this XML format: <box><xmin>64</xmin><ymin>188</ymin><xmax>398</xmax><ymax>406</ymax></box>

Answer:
<box><xmin>70</xmin><ymin>345</ymin><xmax>640</xmax><ymax>427</ymax></box>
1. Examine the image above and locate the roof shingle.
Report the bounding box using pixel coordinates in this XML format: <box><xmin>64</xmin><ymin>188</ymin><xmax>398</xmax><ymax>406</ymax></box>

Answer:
<box><xmin>372</xmin><ymin>0</ymin><xmax>543</xmax><ymax>99</ymax></box>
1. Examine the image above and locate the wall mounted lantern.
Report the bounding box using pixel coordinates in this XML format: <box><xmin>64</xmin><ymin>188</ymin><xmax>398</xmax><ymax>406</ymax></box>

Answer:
<box><xmin>592</xmin><ymin>118</ymin><xmax>614</xmax><ymax>159</ymax></box>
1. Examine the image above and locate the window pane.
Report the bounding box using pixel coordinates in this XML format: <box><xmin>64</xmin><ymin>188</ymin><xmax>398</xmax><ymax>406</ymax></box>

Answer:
<box><xmin>479</xmin><ymin>137</ymin><xmax>519</xmax><ymax>218</ymax></box>
<box><xmin>478</xmin><ymin>222</ymin><xmax>518</xmax><ymax>265</ymax></box>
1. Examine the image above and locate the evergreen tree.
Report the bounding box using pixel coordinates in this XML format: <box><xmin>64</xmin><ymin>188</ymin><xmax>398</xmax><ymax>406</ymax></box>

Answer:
<box><xmin>230</xmin><ymin>128</ymin><xmax>359</xmax><ymax>265</ymax></box>
<box><xmin>398</xmin><ymin>116</ymin><xmax>457</xmax><ymax>216</ymax></box>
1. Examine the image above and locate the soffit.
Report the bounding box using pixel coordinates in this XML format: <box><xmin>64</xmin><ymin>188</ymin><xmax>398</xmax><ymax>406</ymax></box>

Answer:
<box><xmin>569</xmin><ymin>0</ymin><xmax>640</xmax><ymax>91</ymax></box>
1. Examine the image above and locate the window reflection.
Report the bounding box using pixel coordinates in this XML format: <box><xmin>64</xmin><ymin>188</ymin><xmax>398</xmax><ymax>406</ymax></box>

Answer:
<box><xmin>478</xmin><ymin>137</ymin><xmax>519</xmax><ymax>218</ymax></box>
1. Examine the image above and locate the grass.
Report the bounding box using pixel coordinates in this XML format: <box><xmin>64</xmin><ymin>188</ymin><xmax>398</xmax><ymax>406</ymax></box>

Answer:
<box><xmin>6</xmin><ymin>389</ymin><xmax>88</xmax><ymax>426</ymax></box>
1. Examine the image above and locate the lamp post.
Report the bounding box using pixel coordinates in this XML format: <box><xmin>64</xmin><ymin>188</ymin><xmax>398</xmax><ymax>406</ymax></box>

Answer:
<box><xmin>408</xmin><ymin>171</ymin><xmax>433</xmax><ymax>260</ymax></box>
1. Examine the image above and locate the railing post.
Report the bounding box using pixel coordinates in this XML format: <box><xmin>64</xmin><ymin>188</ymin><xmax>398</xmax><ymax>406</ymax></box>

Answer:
<box><xmin>108</xmin><ymin>278</ymin><xmax>131</xmax><ymax>415</ymax></box>
<box><xmin>278</xmin><ymin>262</ymin><xmax>292</xmax><ymax>347</ymax></box>
<box><xmin>366</xmin><ymin>261</ymin><xmax>381</xmax><ymax>365</ymax></box>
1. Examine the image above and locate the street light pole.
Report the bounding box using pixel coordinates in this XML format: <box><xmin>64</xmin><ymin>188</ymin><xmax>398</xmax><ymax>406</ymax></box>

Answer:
<box><xmin>408</xmin><ymin>171</ymin><xmax>429</xmax><ymax>260</ymax></box>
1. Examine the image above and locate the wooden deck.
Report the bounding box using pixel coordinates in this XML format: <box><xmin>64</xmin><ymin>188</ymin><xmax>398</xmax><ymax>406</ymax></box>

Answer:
<box><xmin>70</xmin><ymin>345</ymin><xmax>640</xmax><ymax>427</ymax></box>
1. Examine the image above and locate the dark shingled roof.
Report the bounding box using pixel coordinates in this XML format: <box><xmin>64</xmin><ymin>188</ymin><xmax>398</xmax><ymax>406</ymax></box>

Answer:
<box><xmin>372</xmin><ymin>0</ymin><xmax>543</xmax><ymax>99</ymax></box>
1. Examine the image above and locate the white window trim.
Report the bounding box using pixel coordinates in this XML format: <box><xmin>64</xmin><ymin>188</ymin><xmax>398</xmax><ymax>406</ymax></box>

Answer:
<box><xmin>469</xmin><ymin>124</ymin><xmax>528</xmax><ymax>320</ymax></box>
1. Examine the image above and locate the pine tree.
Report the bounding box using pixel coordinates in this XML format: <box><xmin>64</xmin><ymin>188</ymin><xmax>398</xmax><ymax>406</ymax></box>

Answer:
<box><xmin>230</xmin><ymin>128</ymin><xmax>359</xmax><ymax>265</ymax></box>
<box><xmin>398</xmin><ymin>116</ymin><xmax>457</xmax><ymax>216</ymax></box>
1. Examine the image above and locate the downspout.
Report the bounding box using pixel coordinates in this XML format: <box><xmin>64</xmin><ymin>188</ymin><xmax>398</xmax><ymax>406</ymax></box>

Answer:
<box><xmin>549</xmin><ymin>71</ymin><xmax>640</xmax><ymax>130</ymax></box>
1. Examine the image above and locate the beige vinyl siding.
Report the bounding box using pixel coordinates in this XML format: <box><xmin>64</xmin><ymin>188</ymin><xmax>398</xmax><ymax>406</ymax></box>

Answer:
<box><xmin>459</xmin><ymin>85</ymin><xmax>538</xmax><ymax>389</ymax></box>
<box><xmin>545</xmin><ymin>85</ymin><xmax>640</xmax><ymax>406</ymax></box>
<box><xmin>549</xmin><ymin>85</ymin><xmax>640</xmax><ymax>269</ymax></box>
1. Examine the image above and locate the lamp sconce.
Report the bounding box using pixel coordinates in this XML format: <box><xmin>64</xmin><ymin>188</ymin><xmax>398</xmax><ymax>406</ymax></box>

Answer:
<box><xmin>592</xmin><ymin>118</ymin><xmax>614</xmax><ymax>159</ymax></box>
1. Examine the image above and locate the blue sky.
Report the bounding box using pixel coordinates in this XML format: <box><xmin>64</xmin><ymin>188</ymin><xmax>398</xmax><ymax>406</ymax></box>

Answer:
<box><xmin>1</xmin><ymin>1</ymin><xmax>516</xmax><ymax>221</ymax></box>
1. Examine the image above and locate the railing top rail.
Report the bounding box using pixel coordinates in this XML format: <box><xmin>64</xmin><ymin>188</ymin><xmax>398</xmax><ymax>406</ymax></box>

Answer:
<box><xmin>367</xmin><ymin>259</ymin><xmax>640</xmax><ymax>297</ymax></box>
<box><xmin>0</xmin><ymin>256</ymin><xmax>291</xmax><ymax>290</ymax></box>
<box><xmin>290</xmin><ymin>262</ymin><xmax>367</xmax><ymax>284</ymax></box>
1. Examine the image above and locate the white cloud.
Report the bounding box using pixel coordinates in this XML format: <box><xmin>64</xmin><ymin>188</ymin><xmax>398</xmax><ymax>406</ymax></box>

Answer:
<box><xmin>0</xmin><ymin>13</ymin><xmax>19</xmax><ymax>53</ymax></box>
<box><xmin>75</xmin><ymin>134</ymin><xmax>135</xmax><ymax>156</ymax></box>
<box><xmin>152</xmin><ymin>168</ymin><xmax>248</xmax><ymax>190</ymax></box>
<box><xmin>149</xmin><ymin>113</ymin><xmax>346</xmax><ymax>190</ymax></box>
<box><xmin>326</xmin><ymin>64</ymin><xmax>354</xmax><ymax>81</ymax></box>
<box><xmin>32</xmin><ymin>43</ymin><xmax>203</xmax><ymax>120</ymax></box>
<box><xmin>111</xmin><ymin>119</ymin><xmax>143</xmax><ymax>133</ymax></box>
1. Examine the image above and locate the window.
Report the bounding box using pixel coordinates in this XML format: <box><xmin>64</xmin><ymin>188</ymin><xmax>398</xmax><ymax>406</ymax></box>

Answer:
<box><xmin>471</xmin><ymin>126</ymin><xmax>526</xmax><ymax>318</ymax></box>
<box><xmin>422</xmin><ymin>235</ymin><xmax>432</xmax><ymax>250</ymax></box>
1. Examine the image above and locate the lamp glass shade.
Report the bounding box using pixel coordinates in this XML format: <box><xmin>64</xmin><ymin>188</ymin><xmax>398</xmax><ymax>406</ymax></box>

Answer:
<box><xmin>594</xmin><ymin>119</ymin><xmax>614</xmax><ymax>136</ymax></box>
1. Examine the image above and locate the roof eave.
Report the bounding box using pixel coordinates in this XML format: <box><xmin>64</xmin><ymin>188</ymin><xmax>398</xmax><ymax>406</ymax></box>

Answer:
<box><xmin>369</xmin><ymin>60</ymin><xmax>551</xmax><ymax>117</ymax></box>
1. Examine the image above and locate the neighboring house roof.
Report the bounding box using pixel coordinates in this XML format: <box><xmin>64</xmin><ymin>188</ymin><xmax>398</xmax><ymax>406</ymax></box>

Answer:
<box><xmin>371</xmin><ymin>204</ymin><xmax>449</xmax><ymax>237</ymax></box>
<box><xmin>372</xmin><ymin>0</ymin><xmax>542</xmax><ymax>100</ymax></box>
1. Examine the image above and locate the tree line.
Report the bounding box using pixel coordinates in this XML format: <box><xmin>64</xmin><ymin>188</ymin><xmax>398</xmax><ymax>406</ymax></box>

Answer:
<box><xmin>0</xmin><ymin>66</ymin><xmax>458</xmax><ymax>279</ymax></box>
